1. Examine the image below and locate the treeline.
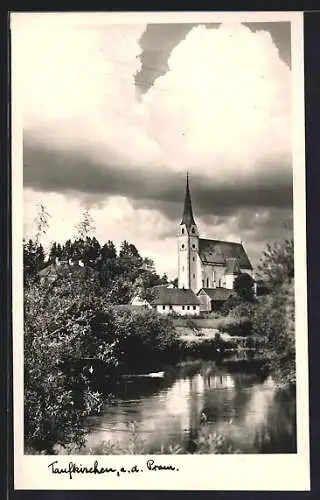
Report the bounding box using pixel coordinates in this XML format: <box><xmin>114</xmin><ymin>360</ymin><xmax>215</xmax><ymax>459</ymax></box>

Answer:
<box><xmin>23</xmin><ymin>237</ymin><xmax>169</xmax><ymax>304</ymax></box>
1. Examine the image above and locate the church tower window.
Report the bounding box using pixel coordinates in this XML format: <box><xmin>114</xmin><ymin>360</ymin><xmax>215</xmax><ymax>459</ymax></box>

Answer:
<box><xmin>192</xmin><ymin>244</ymin><xmax>195</xmax><ymax>249</ymax></box>
<box><xmin>181</xmin><ymin>244</ymin><xmax>185</xmax><ymax>249</ymax></box>
<box><xmin>206</xmin><ymin>278</ymin><xmax>209</xmax><ymax>287</ymax></box>
<box><xmin>191</xmin><ymin>227</ymin><xmax>195</xmax><ymax>234</ymax></box>
<box><xmin>182</xmin><ymin>228</ymin><xmax>185</xmax><ymax>234</ymax></box>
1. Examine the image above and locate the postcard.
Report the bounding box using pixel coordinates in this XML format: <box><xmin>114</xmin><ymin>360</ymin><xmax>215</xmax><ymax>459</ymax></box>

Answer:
<box><xmin>11</xmin><ymin>11</ymin><xmax>309</xmax><ymax>490</ymax></box>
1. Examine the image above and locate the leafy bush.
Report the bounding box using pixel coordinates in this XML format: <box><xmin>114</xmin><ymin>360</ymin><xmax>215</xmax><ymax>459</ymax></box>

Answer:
<box><xmin>233</xmin><ymin>273</ymin><xmax>255</xmax><ymax>301</ymax></box>
<box><xmin>24</xmin><ymin>268</ymin><xmax>108</xmax><ymax>452</ymax></box>
<box><xmin>252</xmin><ymin>281</ymin><xmax>295</xmax><ymax>386</ymax></box>
<box><xmin>94</xmin><ymin>307</ymin><xmax>180</xmax><ymax>373</ymax></box>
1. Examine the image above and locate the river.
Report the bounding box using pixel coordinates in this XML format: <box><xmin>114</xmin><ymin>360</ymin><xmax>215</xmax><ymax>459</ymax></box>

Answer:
<box><xmin>81</xmin><ymin>359</ymin><xmax>296</xmax><ymax>454</ymax></box>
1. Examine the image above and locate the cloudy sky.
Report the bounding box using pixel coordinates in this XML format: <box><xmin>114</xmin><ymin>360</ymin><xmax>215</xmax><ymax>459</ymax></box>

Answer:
<box><xmin>17</xmin><ymin>15</ymin><xmax>293</xmax><ymax>278</ymax></box>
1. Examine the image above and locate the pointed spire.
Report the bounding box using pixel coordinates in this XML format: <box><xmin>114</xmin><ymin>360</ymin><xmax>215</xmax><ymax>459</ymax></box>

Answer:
<box><xmin>181</xmin><ymin>172</ymin><xmax>196</xmax><ymax>229</ymax></box>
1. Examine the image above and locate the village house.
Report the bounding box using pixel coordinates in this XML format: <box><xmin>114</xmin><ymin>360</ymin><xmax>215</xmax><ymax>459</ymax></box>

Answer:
<box><xmin>131</xmin><ymin>284</ymin><xmax>200</xmax><ymax>316</ymax></box>
<box><xmin>150</xmin><ymin>286</ymin><xmax>201</xmax><ymax>316</ymax></box>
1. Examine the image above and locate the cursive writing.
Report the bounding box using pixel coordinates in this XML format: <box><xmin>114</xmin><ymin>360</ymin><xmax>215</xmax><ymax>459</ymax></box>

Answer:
<box><xmin>48</xmin><ymin>459</ymin><xmax>179</xmax><ymax>480</ymax></box>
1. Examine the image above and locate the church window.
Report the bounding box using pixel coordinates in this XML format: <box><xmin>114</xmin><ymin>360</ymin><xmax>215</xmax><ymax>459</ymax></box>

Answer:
<box><xmin>182</xmin><ymin>244</ymin><xmax>185</xmax><ymax>249</ymax></box>
<box><xmin>206</xmin><ymin>278</ymin><xmax>209</xmax><ymax>287</ymax></box>
<box><xmin>192</xmin><ymin>257</ymin><xmax>195</xmax><ymax>262</ymax></box>
<box><xmin>182</xmin><ymin>228</ymin><xmax>185</xmax><ymax>234</ymax></box>
<box><xmin>191</xmin><ymin>227</ymin><xmax>195</xmax><ymax>234</ymax></box>
<box><xmin>193</xmin><ymin>306</ymin><xmax>196</xmax><ymax>310</ymax></box>
<box><xmin>182</xmin><ymin>305</ymin><xmax>185</xmax><ymax>310</ymax></box>
<box><xmin>202</xmin><ymin>280</ymin><xmax>204</xmax><ymax>287</ymax></box>
<box><xmin>192</xmin><ymin>244</ymin><xmax>195</xmax><ymax>249</ymax></box>
<box><xmin>162</xmin><ymin>306</ymin><xmax>165</xmax><ymax>310</ymax></box>
<box><xmin>187</xmin><ymin>306</ymin><xmax>190</xmax><ymax>310</ymax></box>
<box><xmin>193</xmin><ymin>273</ymin><xmax>195</xmax><ymax>278</ymax></box>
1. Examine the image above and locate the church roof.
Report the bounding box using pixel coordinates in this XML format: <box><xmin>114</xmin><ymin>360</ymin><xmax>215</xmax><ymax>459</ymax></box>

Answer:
<box><xmin>198</xmin><ymin>287</ymin><xmax>235</xmax><ymax>301</ymax></box>
<box><xmin>180</xmin><ymin>173</ymin><xmax>196</xmax><ymax>229</ymax></box>
<box><xmin>198</xmin><ymin>239</ymin><xmax>252</xmax><ymax>269</ymax></box>
<box><xmin>151</xmin><ymin>287</ymin><xmax>200</xmax><ymax>306</ymax></box>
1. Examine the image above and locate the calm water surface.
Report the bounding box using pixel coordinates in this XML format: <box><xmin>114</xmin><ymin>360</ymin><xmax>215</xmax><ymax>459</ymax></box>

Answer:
<box><xmin>82</xmin><ymin>360</ymin><xmax>296</xmax><ymax>454</ymax></box>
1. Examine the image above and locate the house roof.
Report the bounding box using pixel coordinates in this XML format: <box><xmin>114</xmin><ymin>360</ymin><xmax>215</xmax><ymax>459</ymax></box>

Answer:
<box><xmin>198</xmin><ymin>287</ymin><xmax>235</xmax><ymax>301</ymax></box>
<box><xmin>151</xmin><ymin>287</ymin><xmax>200</xmax><ymax>306</ymax></box>
<box><xmin>198</xmin><ymin>239</ymin><xmax>252</xmax><ymax>269</ymax></box>
<box><xmin>225</xmin><ymin>257</ymin><xmax>241</xmax><ymax>275</ymax></box>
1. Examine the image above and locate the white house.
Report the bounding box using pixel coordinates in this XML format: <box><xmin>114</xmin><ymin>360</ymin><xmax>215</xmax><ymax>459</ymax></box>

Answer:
<box><xmin>152</xmin><ymin>287</ymin><xmax>201</xmax><ymax>316</ymax></box>
<box><xmin>131</xmin><ymin>286</ymin><xmax>201</xmax><ymax>316</ymax></box>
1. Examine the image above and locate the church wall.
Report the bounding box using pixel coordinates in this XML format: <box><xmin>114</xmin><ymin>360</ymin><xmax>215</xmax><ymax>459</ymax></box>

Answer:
<box><xmin>201</xmin><ymin>264</ymin><xmax>226</xmax><ymax>289</ymax></box>
<box><xmin>178</xmin><ymin>223</ymin><xmax>199</xmax><ymax>292</ymax></box>
<box><xmin>225</xmin><ymin>274</ymin><xmax>235</xmax><ymax>290</ymax></box>
<box><xmin>189</xmin><ymin>234</ymin><xmax>199</xmax><ymax>293</ymax></box>
<box><xmin>177</xmin><ymin>231</ymin><xmax>190</xmax><ymax>289</ymax></box>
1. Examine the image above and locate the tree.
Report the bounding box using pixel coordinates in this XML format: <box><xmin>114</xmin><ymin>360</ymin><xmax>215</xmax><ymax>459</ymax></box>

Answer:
<box><xmin>24</xmin><ymin>265</ymin><xmax>112</xmax><ymax>453</ymax></box>
<box><xmin>257</xmin><ymin>238</ymin><xmax>294</xmax><ymax>288</ymax></box>
<box><xmin>48</xmin><ymin>242</ymin><xmax>63</xmax><ymax>263</ymax></box>
<box><xmin>233</xmin><ymin>273</ymin><xmax>255</xmax><ymax>301</ymax></box>
<box><xmin>252</xmin><ymin>238</ymin><xmax>296</xmax><ymax>387</ymax></box>
<box><xmin>252</xmin><ymin>281</ymin><xmax>295</xmax><ymax>387</ymax></box>
<box><xmin>34</xmin><ymin>204</ymin><xmax>51</xmax><ymax>244</ymax></box>
<box><xmin>23</xmin><ymin>239</ymin><xmax>45</xmax><ymax>282</ymax></box>
<box><xmin>75</xmin><ymin>210</ymin><xmax>95</xmax><ymax>239</ymax></box>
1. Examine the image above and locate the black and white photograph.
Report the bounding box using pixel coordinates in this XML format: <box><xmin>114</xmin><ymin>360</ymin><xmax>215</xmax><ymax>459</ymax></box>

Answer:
<box><xmin>11</xmin><ymin>11</ymin><xmax>309</xmax><ymax>490</ymax></box>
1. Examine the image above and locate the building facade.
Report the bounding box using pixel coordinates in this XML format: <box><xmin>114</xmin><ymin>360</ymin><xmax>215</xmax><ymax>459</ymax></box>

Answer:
<box><xmin>178</xmin><ymin>175</ymin><xmax>253</xmax><ymax>293</ymax></box>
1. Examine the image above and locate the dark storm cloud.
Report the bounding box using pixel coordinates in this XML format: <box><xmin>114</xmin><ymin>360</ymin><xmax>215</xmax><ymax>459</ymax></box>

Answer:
<box><xmin>24</xmin><ymin>139</ymin><xmax>293</xmax><ymax>223</ymax></box>
<box><xmin>136</xmin><ymin>22</ymin><xmax>291</xmax><ymax>93</ymax></box>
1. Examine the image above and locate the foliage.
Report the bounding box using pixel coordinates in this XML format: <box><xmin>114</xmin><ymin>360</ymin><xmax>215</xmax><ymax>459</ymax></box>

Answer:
<box><xmin>23</xmin><ymin>239</ymin><xmax>46</xmax><ymax>283</ymax></box>
<box><xmin>257</xmin><ymin>238</ymin><xmax>294</xmax><ymax>288</ymax></box>
<box><xmin>24</xmin><ymin>266</ymin><xmax>112</xmax><ymax>452</ymax></box>
<box><xmin>252</xmin><ymin>280</ymin><xmax>295</xmax><ymax>387</ymax></box>
<box><xmin>34</xmin><ymin>204</ymin><xmax>51</xmax><ymax>243</ymax></box>
<box><xmin>233</xmin><ymin>272</ymin><xmax>255</xmax><ymax>301</ymax></box>
<box><xmin>75</xmin><ymin>210</ymin><xmax>96</xmax><ymax>239</ymax></box>
<box><xmin>252</xmin><ymin>238</ymin><xmax>296</xmax><ymax>387</ymax></box>
<box><xmin>91</xmin><ymin>307</ymin><xmax>179</xmax><ymax>373</ymax></box>
<box><xmin>194</xmin><ymin>424</ymin><xmax>239</xmax><ymax>454</ymax></box>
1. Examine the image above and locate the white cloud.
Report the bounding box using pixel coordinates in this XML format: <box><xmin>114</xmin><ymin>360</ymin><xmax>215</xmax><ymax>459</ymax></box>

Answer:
<box><xmin>139</xmin><ymin>23</ymin><xmax>291</xmax><ymax>176</ymax></box>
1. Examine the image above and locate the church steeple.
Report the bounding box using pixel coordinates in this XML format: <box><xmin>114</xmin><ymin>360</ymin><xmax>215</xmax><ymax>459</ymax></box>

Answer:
<box><xmin>181</xmin><ymin>173</ymin><xmax>196</xmax><ymax>229</ymax></box>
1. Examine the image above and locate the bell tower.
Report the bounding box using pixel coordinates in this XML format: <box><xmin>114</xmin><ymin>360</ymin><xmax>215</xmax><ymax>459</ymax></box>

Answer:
<box><xmin>178</xmin><ymin>173</ymin><xmax>199</xmax><ymax>292</ymax></box>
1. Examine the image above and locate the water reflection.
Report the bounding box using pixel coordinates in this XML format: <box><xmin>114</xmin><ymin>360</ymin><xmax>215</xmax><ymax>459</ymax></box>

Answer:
<box><xmin>83</xmin><ymin>361</ymin><xmax>296</xmax><ymax>454</ymax></box>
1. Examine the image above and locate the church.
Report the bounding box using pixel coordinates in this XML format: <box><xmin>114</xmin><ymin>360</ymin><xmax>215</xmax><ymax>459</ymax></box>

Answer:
<box><xmin>177</xmin><ymin>174</ymin><xmax>253</xmax><ymax>294</ymax></box>
<box><xmin>131</xmin><ymin>174</ymin><xmax>254</xmax><ymax>315</ymax></box>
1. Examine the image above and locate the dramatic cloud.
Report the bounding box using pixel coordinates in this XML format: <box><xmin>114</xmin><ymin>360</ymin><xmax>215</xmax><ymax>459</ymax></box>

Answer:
<box><xmin>16</xmin><ymin>18</ymin><xmax>293</xmax><ymax>275</ymax></box>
